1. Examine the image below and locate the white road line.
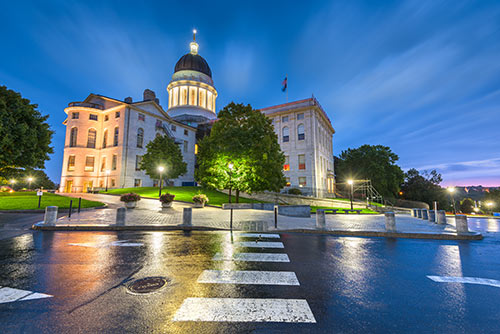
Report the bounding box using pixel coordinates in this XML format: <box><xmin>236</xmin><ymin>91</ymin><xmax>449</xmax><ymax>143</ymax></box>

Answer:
<box><xmin>173</xmin><ymin>298</ymin><xmax>316</xmax><ymax>323</ymax></box>
<box><xmin>0</xmin><ymin>287</ymin><xmax>53</xmax><ymax>304</ymax></box>
<box><xmin>236</xmin><ymin>241</ymin><xmax>284</xmax><ymax>248</ymax></box>
<box><xmin>427</xmin><ymin>275</ymin><xmax>500</xmax><ymax>288</ymax></box>
<box><xmin>239</xmin><ymin>233</ymin><xmax>281</xmax><ymax>239</ymax></box>
<box><xmin>198</xmin><ymin>270</ymin><xmax>300</xmax><ymax>285</ymax></box>
<box><xmin>213</xmin><ymin>252</ymin><xmax>290</xmax><ymax>262</ymax></box>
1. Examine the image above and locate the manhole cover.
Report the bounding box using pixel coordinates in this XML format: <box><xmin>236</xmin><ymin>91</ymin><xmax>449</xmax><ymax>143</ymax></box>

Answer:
<box><xmin>127</xmin><ymin>277</ymin><xmax>167</xmax><ymax>294</ymax></box>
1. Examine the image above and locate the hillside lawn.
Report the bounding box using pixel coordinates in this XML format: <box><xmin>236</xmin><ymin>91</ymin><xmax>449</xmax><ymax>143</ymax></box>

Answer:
<box><xmin>310</xmin><ymin>206</ymin><xmax>379</xmax><ymax>214</ymax></box>
<box><xmin>0</xmin><ymin>192</ymin><xmax>104</xmax><ymax>210</ymax></box>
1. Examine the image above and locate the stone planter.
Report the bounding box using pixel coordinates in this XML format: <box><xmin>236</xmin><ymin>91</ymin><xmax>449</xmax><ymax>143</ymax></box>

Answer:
<box><xmin>161</xmin><ymin>202</ymin><xmax>173</xmax><ymax>208</ymax></box>
<box><xmin>125</xmin><ymin>201</ymin><xmax>137</xmax><ymax>209</ymax></box>
<box><xmin>193</xmin><ymin>202</ymin><xmax>205</xmax><ymax>208</ymax></box>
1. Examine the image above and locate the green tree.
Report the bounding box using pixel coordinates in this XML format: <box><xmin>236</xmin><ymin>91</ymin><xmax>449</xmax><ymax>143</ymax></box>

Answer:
<box><xmin>196</xmin><ymin>102</ymin><xmax>286</xmax><ymax>201</ymax></box>
<box><xmin>400</xmin><ymin>168</ymin><xmax>450</xmax><ymax>209</ymax></box>
<box><xmin>335</xmin><ymin>145</ymin><xmax>404</xmax><ymax>197</ymax></box>
<box><xmin>481</xmin><ymin>189</ymin><xmax>500</xmax><ymax>213</ymax></box>
<box><xmin>139</xmin><ymin>135</ymin><xmax>187</xmax><ymax>185</ymax></box>
<box><xmin>459</xmin><ymin>198</ymin><xmax>475</xmax><ymax>214</ymax></box>
<box><xmin>1</xmin><ymin>168</ymin><xmax>56</xmax><ymax>190</ymax></box>
<box><xmin>0</xmin><ymin>86</ymin><xmax>53</xmax><ymax>174</ymax></box>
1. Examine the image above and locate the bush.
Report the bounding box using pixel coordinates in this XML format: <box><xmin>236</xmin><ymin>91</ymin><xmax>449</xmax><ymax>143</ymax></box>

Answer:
<box><xmin>460</xmin><ymin>198</ymin><xmax>475</xmax><ymax>214</ymax></box>
<box><xmin>159</xmin><ymin>193</ymin><xmax>175</xmax><ymax>203</ymax></box>
<box><xmin>120</xmin><ymin>193</ymin><xmax>141</xmax><ymax>203</ymax></box>
<box><xmin>288</xmin><ymin>188</ymin><xmax>302</xmax><ymax>195</ymax></box>
<box><xmin>192</xmin><ymin>193</ymin><xmax>209</xmax><ymax>204</ymax></box>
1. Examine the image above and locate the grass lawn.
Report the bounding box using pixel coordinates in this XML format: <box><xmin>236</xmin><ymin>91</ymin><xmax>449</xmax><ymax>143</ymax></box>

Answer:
<box><xmin>330</xmin><ymin>197</ymin><xmax>384</xmax><ymax>208</ymax></box>
<box><xmin>0</xmin><ymin>192</ymin><xmax>104</xmax><ymax>210</ymax></box>
<box><xmin>102</xmin><ymin>186</ymin><xmax>263</xmax><ymax>207</ymax></box>
<box><xmin>310</xmin><ymin>206</ymin><xmax>379</xmax><ymax>214</ymax></box>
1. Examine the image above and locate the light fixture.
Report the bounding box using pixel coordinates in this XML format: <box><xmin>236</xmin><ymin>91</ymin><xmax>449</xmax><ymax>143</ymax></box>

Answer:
<box><xmin>158</xmin><ymin>166</ymin><xmax>165</xmax><ymax>172</ymax></box>
<box><xmin>347</xmin><ymin>179</ymin><xmax>353</xmax><ymax>185</ymax></box>
<box><xmin>228</xmin><ymin>163</ymin><xmax>234</xmax><ymax>171</ymax></box>
<box><xmin>447</xmin><ymin>187</ymin><xmax>455</xmax><ymax>193</ymax></box>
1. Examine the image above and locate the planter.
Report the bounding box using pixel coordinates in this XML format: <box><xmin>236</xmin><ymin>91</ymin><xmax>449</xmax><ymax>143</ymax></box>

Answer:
<box><xmin>193</xmin><ymin>202</ymin><xmax>205</xmax><ymax>208</ymax></box>
<box><xmin>161</xmin><ymin>202</ymin><xmax>173</xmax><ymax>208</ymax></box>
<box><xmin>125</xmin><ymin>201</ymin><xmax>137</xmax><ymax>209</ymax></box>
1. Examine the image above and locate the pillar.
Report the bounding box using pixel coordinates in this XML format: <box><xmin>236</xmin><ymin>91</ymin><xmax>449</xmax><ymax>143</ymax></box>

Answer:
<box><xmin>116</xmin><ymin>207</ymin><xmax>126</xmax><ymax>225</ymax></box>
<box><xmin>422</xmin><ymin>209</ymin><xmax>429</xmax><ymax>220</ymax></box>
<box><xmin>436</xmin><ymin>210</ymin><xmax>447</xmax><ymax>225</ymax></box>
<box><xmin>183</xmin><ymin>207</ymin><xmax>192</xmax><ymax>226</ymax></box>
<box><xmin>429</xmin><ymin>210</ymin><xmax>436</xmax><ymax>223</ymax></box>
<box><xmin>385</xmin><ymin>212</ymin><xmax>396</xmax><ymax>232</ymax></box>
<box><xmin>455</xmin><ymin>214</ymin><xmax>469</xmax><ymax>234</ymax></box>
<box><xmin>316</xmin><ymin>209</ymin><xmax>326</xmax><ymax>229</ymax></box>
<box><xmin>44</xmin><ymin>206</ymin><xmax>58</xmax><ymax>226</ymax></box>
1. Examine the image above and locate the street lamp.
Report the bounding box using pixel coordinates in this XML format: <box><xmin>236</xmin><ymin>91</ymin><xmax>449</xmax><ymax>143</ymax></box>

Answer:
<box><xmin>27</xmin><ymin>177</ymin><xmax>34</xmax><ymax>190</ymax></box>
<box><xmin>105</xmin><ymin>170</ymin><xmax>110</xmax><ymax>192</ymax></box>
<box><xmin>158</xmin><ymin>166</ymin><xmax>164</xmax><ymax>197</ymax></box>
<box><xmin>347</xmin><ymin>179</ymin><xmax>354</xmax><ymax>210</ymax></box>
<box><xmin>447</xmin><ymin>187</ymin><xmax>456</xmax><ymax>214</ymax></box>
<box><xmin>10</xmin><ymin>179</ymin><xmax>16</xmax><ymax>189</ymax></box>
<box><xmin>228</xmin><ymin>163</ymin><xmax>234</xmax><ymax>203</ymax></box>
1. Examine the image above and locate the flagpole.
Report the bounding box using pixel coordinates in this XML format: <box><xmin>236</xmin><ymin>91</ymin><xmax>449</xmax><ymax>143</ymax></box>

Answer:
<box><xmin>286</xmin><ymin>73</ymin><xmax>288</xmax><ymax>103</ymax></box>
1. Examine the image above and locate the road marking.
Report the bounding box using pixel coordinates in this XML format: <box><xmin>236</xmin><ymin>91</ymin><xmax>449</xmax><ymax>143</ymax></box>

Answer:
<box><xmin>427</xmin><ymin>275</ymin><xmax>500</xmax><ymax>288</ymax></box>
<box><xmin>236</xmin><ymin>241</ymin><xmax>284</xmax><ymax>248</ymax></box>
<box><xmin>0</xmin><ymin>287</ymin><xmax>52</xmax><ymax>304</ymax></box>
<box><xmin>68</xmin><ymin>240</ymin><xmax>143</xmax><ymax>248</ymax></box>
<box><xmin>239</xmin><ymin>233</ymin><xmax>281</xmax><ymax>239</ymax></box>
<box><xmin>173</xmin><ymin>298</ymin><xmax>316</xmax><ymax>323</ymax></box>
<box><xmin>213</xmin><ymin>252</ymin><xmax>290</xmax><ymax>262</ymax></box>
<box><xmin>198</xmin><ymin>270</ymin><xmax>300</xmax><ymax>285</ymax></box>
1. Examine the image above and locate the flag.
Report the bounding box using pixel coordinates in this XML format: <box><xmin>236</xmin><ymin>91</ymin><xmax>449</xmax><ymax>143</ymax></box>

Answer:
<box><xmin>281</xmin><ymin>76</ymin><xmax>287</xmax><ymax>92</ymax></box>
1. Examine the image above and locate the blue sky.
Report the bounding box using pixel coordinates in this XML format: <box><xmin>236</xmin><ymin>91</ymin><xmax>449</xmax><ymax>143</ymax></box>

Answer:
<box><xmin>1</xmin><ymin>0</ymin><xmax>499</xmax><ymax>187</ymax></box>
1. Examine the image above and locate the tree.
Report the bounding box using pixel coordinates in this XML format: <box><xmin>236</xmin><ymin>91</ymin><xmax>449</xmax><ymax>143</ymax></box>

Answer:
<box><xmin>196</xmin><ymin>102</ymin><xmax>286</xmax><ymax>201</ymax></box>
<box><xmin>481</xmin><ymin>189</ymin><xmax>500</xmax><ymax>213</ymax></box>
<box><xmin>400</xmin><ymin>168</ymin><xmax>449</xmax><ymax>209</ymax></box>
<box><xmin>459</xmin><ymin>198</ymin><xmax>475</xmax><ymax>214</ymax></box>
<box><xmin>335</xmin><ymin>145</ymin><xmax>404</xmax><ymax>198</ymax></box>
<box><xmin>0</xmin><ymin>86</ymin><xmax>53</xmax><ymax>174</ymax></box>
<box><xmin>1</xmin><ymin>168</ymin><xmax>56</xmax><ymax>190</ymax></box>
<box><xmin>139</xmin><ymin>135</ymin><xmax>187</xmax><ymax>184</ymax></box>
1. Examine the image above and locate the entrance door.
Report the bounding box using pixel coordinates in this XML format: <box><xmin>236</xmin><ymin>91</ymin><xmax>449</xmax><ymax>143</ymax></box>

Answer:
<box><xmin>83</xmin><ymin>181</ymin><xmax>94</xmax><ymax>193</ymax></box>
<box><xmin>65</xmin><ymin>180</ymin><xmax>73</xmax><ymax>193</ymax></box>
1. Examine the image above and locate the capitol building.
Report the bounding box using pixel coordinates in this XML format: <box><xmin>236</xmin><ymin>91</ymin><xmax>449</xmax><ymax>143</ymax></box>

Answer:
<box><xmin>59</xmin><ymin>32</ymin><xmax>335</xmax><ymax>197</ymax></box>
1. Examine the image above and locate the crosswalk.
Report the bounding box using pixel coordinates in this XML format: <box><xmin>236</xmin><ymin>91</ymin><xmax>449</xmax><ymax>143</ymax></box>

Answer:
<box><xmin>0</xmin><ymin>286</ymin><xmax>52</xmax><ymax>304</ymax></box>
<box><xmin>173</xmin><ymin>233</ymin><xmax>316</xmax><ymax>323</ymax></box>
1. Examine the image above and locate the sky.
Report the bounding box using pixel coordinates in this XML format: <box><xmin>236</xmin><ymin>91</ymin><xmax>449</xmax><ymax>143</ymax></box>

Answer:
<box><xmin>1</xmin><ymin>0</ymin><xmax>499</xmax><ymax>187</ymax></box>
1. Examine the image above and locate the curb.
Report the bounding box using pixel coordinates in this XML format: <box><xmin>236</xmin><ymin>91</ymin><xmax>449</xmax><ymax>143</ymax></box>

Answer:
<box><xmin>0</xmin><ymin>205</ymin><xmax>108</xmax><ymax>214</ymax></box>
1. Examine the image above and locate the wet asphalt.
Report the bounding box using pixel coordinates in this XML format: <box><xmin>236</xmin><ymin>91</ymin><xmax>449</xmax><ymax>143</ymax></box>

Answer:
<box><xmin>1</xmin><ymin>224</ymin><xmax>500</xmax><ymax>333</ymax></box>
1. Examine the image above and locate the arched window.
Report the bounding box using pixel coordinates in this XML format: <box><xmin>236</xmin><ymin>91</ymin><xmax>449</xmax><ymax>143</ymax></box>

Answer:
<box><xmin>282</xmin><ymin>126</ymin><xmax>289</xmax><ymax>143</ymax></box>
<box><xmin>297</xmin><ymin>124</ymin><xmax>305</xmax><ymax>141</ymax></box>
<box><xmin>102</xmin><ymin>130</ymin><xmax>108</xmax><ymax>148</ymax></box>
<box><xmin>113</xmin><ymin>127</ymin><xmax>119</xmax><ymax>146</ymax></box>
<box><xmin>69</xmin><ymin>127</ymin><xmax>78</xmax><ymax>147</ymax></box>
<box><xmin>137</xmin><ymin>128</ymin><xmax>144</xmax><ymax>148</ymax></box>
<box><xmin>87</xmin><ymin>128</ymin><xmax>97</xmax><ymax>148</ymax></box>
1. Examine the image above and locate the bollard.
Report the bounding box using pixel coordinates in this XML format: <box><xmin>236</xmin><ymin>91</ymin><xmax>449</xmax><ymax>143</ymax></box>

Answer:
<box><xmin>455</xmin><ymin>214</ymin><xmax>469</xmax><ymax>234</ymax></box>
<box><xmin>417</xmin><ymin>209</ymin><xmax>422</xmax><ymax>218</ymax></box>
<box><xmin>44</xmin><ymin>206</ymin><xmax>58</xmax><ymax>226</ymax></box>
<box><xmin>183</xmin><ymin>207</ymin><xmax>192</xmax><ymax>226</ymax></box>
<box><xmin>422</xmin><ymin>209</ymin><xmax>429</xmax><ymax>220</ymax></box>
<box><xmin>316</xmin><ymin>209</ymin><xmax>326</xmax><ymax>229</ymax></box>
<box><xmin>436</xmin><ymin>210</ymin><xmax>447</xmax><ymax>225</ymax></box>
<box><xmin>274</xmin><ymin>206</ymin><xmax>278</xmax><ymax>228</ymax></box>
<box><xmin>116</xmin><ymin>207</ymin><xmax>126</xmax><ymax>225</ymax></box>
<box><xmin>38</xmin><ymin>195</ymin><xmax>42</xmax><ymax>209</ymax></box>
<box><xmin>385</xmin><ymin>212</ymin><xmax>396</xmax><ymax>232</ymax></box>
<box><xmin>68</xmin><ymin>200</ymin><xmax>73</xmax><ymax>218</ymax></box>
<box><xmin>78</xmin><ymin>197</ymin><xmax>82</xmax><ymax>213</ymax></box>
<box><xmin>429</xmin><ymin>210</ymin><xmax>436</xmax><ymax>223</ymax></box>
<box><xmin>230</xmin><ymin>208</ymin><xmax>233</xmax><ymax>230</ymax></box>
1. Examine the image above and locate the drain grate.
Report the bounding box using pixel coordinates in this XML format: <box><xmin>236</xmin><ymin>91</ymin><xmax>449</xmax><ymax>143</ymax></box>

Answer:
<box><xmin>127</xmin><ymin>277</ymin><xmax>167</xmax><ymax>294</ymax></box>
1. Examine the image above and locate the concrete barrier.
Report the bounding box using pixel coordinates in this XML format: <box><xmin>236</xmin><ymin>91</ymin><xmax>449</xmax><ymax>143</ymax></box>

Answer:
<box><xmin>422</xmin><ymin>209</ymin><xmax>429</xmax><ymax>220</ymax></box>
<box><xmin>412</xmin><ymin>209</ymin><xmax>418</xmax><ymax>217</ymax></box>
<box><xmin>455</xmin><ymin>214</ymin><xmax>469</xmax><ymax>234</ymax></box>
<box><xmin>222</xmin><ymin>203</ymin><xmax>275</xmax><ymax>211</ymax></box>
<box><xmin>116</xmin><ymin>207</ymin><xmax>126</xmax><ymax>225</ymax></box>
<box><xmin>183</xmin><ymin>207</ymin><xmax>192</xmax><ymax>226</ymax></box>
<box><xmin>385</xmin><ymin>212</ymin><xmax>396</xmax><ymax>232</ymax></box>
<box><xmin>316</xmin><ymin>209</ymin><xmax>326</xmax><ymax>229</ymax></box>
<box><xmin>44</xmin><ymin>206</ymin><xmax>58</xmax><ymax>226</ymax></box>
<box><xmin>429</xmin><ymin>210</ymin><xmax>436</xmax><ymax>223</ymax></box>
<box><xmin>436</xmin><ymin>210</ymin><xmax>447</xmax><ymax>225</ymax></box>
<box><xmin>417</xmin><ymin>209</ymin><xmax>422</xmax><ymax>218</ymax></box>
<box><xmin>278</xmin><ymin>205</ymin><xmax>311</xmax><ymax>218</ymax></box>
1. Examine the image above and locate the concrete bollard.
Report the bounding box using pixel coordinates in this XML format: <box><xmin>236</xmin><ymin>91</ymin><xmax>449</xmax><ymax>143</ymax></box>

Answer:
<box><xmin>417</xmin><ymin>209</ymin><xmax>422</xmax><ymax>218</ymax></box>
<box><xmin>183</xmin><ymin>207</ymin><xmax>192</xmax><ymax>226</ymax></box>
<box><xmin>385</xmin><ymin>212</ymin><xmax>396</xmax><ymax>232</ymax></box>
<box><xmin>436</xmin><ymin>210</ymin><xmax>447</xmax><ymax>225</ymax></box>
<box><xmin>422</xmin><ymin>209</ymin><xmax>429</xmax><ymax>220</ymax></box>
<box><xmin>429</xmin><ymin>210</ymin><xmax>436</xmax><ymax>223</ymax></box>
<box><xmin>44</xmin><ymin>206</ymin><xmax>58</xmax><ymax>226</ymax></box>
<box><xmin>116</xmin><ymin>207</ymin><xmax>126</xmax><ymax>225</ymax></box>
<box><xmin>455</xmin><ymin>214</ymin><xmax>469</xmax><ymax>234</ymax></box>
<box><xmin>316</xmin><ymin>209</ymin><xmax>326</xmax><ymax>229</ymax></box>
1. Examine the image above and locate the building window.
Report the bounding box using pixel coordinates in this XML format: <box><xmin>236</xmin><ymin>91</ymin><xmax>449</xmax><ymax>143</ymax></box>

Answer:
<box><xmin>282</xmin><ymin>116</ymin><xmax>288</xmax><ymax>122</ymax></box>
<box><xmin>283</xmin><ymin>156</ymin><xmax>290</xmax><ymax>171</ymax></box>
<box><xmin>137</xmin><ymin>128</ymin><xmax>144</xmax><ymax>148</ymax></box>
<box><xmin>297</xmin><ymin>124</ymin><xmax>305</xmax><ymax>141</ymax></box>
<box><xmin>112</xmin><ymin>154</ymin><xmax>117</xmax><ymax>170</ymax></box>
<box><xmin>89</xmin><ymin>114</ymin><xmax>98</xmax><ymax>121</ymax></box>
<box><xmin>297</xmin><ymin>113</ymin><xmax>304</xmax><ymax>120</ymax></box>
<box><xmin>180</xmin><ymin>87</ymin><xmax>188</xmax><ymax>105</ymax></box>
<box><xmin>189</xmin><ymin>87</ymin><xmax>197</xmax><ymax>106</ymax></box>
<box><xmin>67</xmin><ymin>155</ymin><xmax>75</xmax><ymax>171</ymax></box>
<box><xmin>199</xmin><ymin>88</ymin><xmax>206</xmax><ymax>108</ymax></box>
<box><xmin>207</xmin><ymin>90</ymin><xmax>213</xmax><ymax>111</ymax></box>
<box><xmin>101</xmin><ymin>157</ymin><xmax>106</xmax><ymax>172</ymax></box>
<box><xmin>87</xmin><ymin>128</ymin><xmax>97</xmax><ymax>148</ymax></box>
<box><xmin>115</xmin><ymin>111</ymin><xmax>120</xmax><ymax>118</ymax></box>
<box><xmin>138</xmin><ymin>113</ymin><xmax>145</xmax><ymax>121</ymax></box>
<box><xmin>184</xmin><ymin>129</ymin><xmax>188</xmax><ymax>136</ymax></box>
<box><xmin>299</xmin><ymin>177</ymin><xmax>307</xmax><ymax>187</ymax></box>
<box><xmin>195</xmin><ymin>143</ymin><xmax>198</xmax><ymax>155</ymax></box>
<box><xmin>171</xmin><ymin>124</ymin><xmax>176</xmax><ymax>132</ymax></box>
<box><xmin>298</xmin><ymin>154</ymin><xmax>306</xmax><ymax>170</ymax></box>
<box><xmin>183</xmin><ymin>140</ymin><xmax>188</xmax><ymax>153</ymax></box>
<box><xmin>84</xmin><ymin>156</ymin><xmax>95</xmax><ymax>172</ymax></box>
<box><xmin>113</xmin><ymin>127</ymin><xmax>119</xmax><ymax>146</ymax></box>
<box><xmin>135</xmin><ymin>155</ymin><xmax>142</xmax><ymax>171</ymax></box>
<box><xmin>72</xmin><ymin>112</ymin><xmax>79</xmax><ymax>119</ymax></box>
<box><xmin>69</xmin><ymin>127</ymin><xmax>78</xmax><ymax>147</ymax></box>
<box><xmin>153</xmin><ymin>180</ymin><xmax>159</xmax><ymax>187</ymax></box>
<box><xmin>104</xmin><ymin>115</ymin><xmax>109</xmax><ymax>121</ymax></box>
<box><xmin>285</xmin><ymin>177</ymin><xmax>291</xmax><ymax>187</ymax></box>
<box><xmin>173</xmin><ymin>86</ymin><xmax>179</xmax><ymax>106</ymax></box>
<box><xmin>282</xmin><ymin>127</ymin><xmax>289</xmax><ymax>143</ymax></box>
<box><xmin>134</xmin><ymin>179</ymin><xmax>142</xmax><ymax>187</ymax></box>
<box><xmin>102</xmin><ymin>130</ymin><xmax>107</xmax><ymax>148</ymax></box>
<box><xmin>111</xmin><ymin>179</ymin><xmax>116</xmax><ymax>187</ymax></box>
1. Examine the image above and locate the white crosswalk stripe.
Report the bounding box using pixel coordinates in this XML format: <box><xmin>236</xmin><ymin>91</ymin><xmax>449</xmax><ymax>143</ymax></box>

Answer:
<box><xmin>197</xmin><ymin>270</ymin><xmax>300</xmax><ymax>285</ymax></box>
<box><xmin>213</xmin><ymin>252</ymin><xmax>290</xmax><ymax>262</ymax></box>
<box><xmin>238</xmin><ymin>233</ymin><xmax>281</xmax><ymax>239</ymax></box>
<box><xmin>236</xmin><ymin>241</ymin><xmax>284</xmax><ymax>248</ymax></box>
<box><xmin>0</xmin><ymin>286</ymin><xmax>53</xmax><ymax>304</ymax></box>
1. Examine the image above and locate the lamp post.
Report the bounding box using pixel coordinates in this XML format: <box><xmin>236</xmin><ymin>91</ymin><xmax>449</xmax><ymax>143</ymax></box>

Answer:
<box><xmin>228</xmin><ymin>163</ymin><xmax>234</xmax><ymax>203</ymax></box>
<box><xmin>27</xmin><ymin>177</ymin><xmax>33</xmax><ymax>190</ymax></box>
<box><xmin>486</xmin><ymin>201</ymin><xmax>494</xmax><ymax>214</ymax></box>
<box><xmin>158</xmin><ymin>166</ymin><xmax>164</xmax><ymax>197</ymax></box>
<box><xmin>10</xmin><ymin>179</ymin><xmax>16</xmax><ymax>190</ymax></box>
<box><xmin>347</xmin><ymin>179</ymin><xmax>354</xmax><ymax>210</ymax></box>
<box><xmin>105</xmin><ymin>170</ymin><xmax>110</xmax><ymax>192</ymax></box>
<box><xmin>447</xmin><ymin>187</ymin><xmax>456</xmax><ymax>214</ymax></box>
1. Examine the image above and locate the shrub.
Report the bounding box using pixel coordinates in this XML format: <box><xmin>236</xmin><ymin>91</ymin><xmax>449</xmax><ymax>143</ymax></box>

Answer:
<box><xmin>120</xmin><ymin>193</ymin><xmax>141</xmax><ymax>203</ymax></box>
<box><xmin>159</xmin><ymin>193</ymin><xmax>175</xmax><ymax>203</ymax></box>
<box><xmin>288</xmin><ymin>188</ymin><xmax>302</xmax><ymax>195</ymax></box>
<box><xmin>192</xmin><ymin>193</ymin><xmax>209</xmax><ymax>204</ymax></box>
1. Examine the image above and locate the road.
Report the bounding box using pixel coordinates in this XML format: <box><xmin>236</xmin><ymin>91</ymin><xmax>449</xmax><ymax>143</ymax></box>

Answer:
<box><xmin>1</xmin><ymin>229</ymin><xmax>500</xmax><ymax>333</ymax></box>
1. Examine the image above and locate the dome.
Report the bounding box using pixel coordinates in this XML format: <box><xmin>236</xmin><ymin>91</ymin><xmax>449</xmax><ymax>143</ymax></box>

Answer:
<box><xmin>174</xmin><ymin>53</ymin><xmax>212</xmax><ymax>78</ymax></box>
